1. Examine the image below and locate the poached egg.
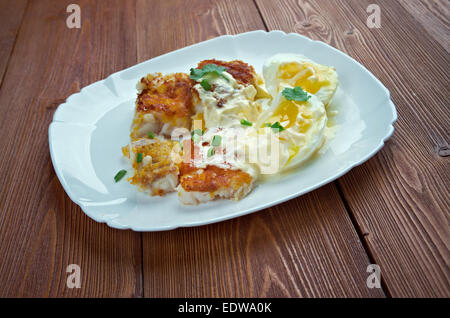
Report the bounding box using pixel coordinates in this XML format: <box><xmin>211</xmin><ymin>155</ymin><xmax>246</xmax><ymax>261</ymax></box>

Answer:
<box><xmin>263</xmin><ymin>53</ymin><xmax>338</xmax><ymax>107</ymax></box>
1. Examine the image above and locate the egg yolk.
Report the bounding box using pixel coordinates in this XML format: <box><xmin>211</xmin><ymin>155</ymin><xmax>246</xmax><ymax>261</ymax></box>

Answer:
<box><xmin>278</xmin><ymin>62</ymin><xmax>328</xmax><ymax>94</ymax></box>
<box><xmin>270</xmin><ymin>100</ymin><xmax>299</xmax><ymax>129</ymax></box>
<box><xmin>269</xmin><ymin>99</ymin><xmax>312</xmax><ymax>130</ymax></box>
<box><xmin>286</xmin><ymin>145</ymin><xmax>300</xmax><ymax>165</ymax></box>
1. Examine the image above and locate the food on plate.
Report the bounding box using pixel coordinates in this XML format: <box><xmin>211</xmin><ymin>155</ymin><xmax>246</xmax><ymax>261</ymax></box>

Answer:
<box><xmin>131</xmin><ymin>73</ymin><xmax>193</xmax><ymax>140</ymax></box>
<box><xmin>263</xmin><ymin>53</ymin><xmax>338</xmax><ymax>106</ymax></box>
<box><xmin>122</xmin><ymin>138</ymin><xmax>181</xmax><ymax>195</ymax></box>
<box><xmin>119</xmin><ymin>55</ymin><xmax>339</xmax><ymax>205</ymax></box>
<box><xmin>256</xmin><ymin>89</ymin><xmax>327</xmax><ymax>171</ymax></box>
<box><xmin>178</xmin><ymin>162</ymin><xmax>254</xmax><ymax>205</ymax></box>
<box><xmin>190</xmin><ymin>60</ymin><xmax>262</xmax><ymax>129</ymax></box>
<box><xmin>176</xmin><ymin>128</ymin><xmax>259</xmax><ymax>204</ymax></box>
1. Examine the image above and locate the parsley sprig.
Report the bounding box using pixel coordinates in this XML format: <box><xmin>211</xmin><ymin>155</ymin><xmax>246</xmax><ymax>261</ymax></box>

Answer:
<box><xmin>282</xmin><ymin>87</ymin><xmax>311</xmax><ymax>102</ymax></box>
<box><xmin>190</xmin><ymin>64</ymin><xmax>229</xmax><ymax>82</ymax></box>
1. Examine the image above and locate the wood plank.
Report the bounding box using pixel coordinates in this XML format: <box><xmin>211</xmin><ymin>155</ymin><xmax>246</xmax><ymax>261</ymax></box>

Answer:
<box><xmin>0</xmin><ymin>0</ymin><xmax>142</xmax><ymax>297</ymax></box>
<box><xmin>0</xmin><ymin>0</ymin><xmax>28</xmax><ymax>86</ymax></box>
<box><xmin>144</xmin><ymin>186</ymin><xmax>385</xmax><ymax>297</ymax></box>
<box><xmin>136</xmin><ymin>0</ymin><xmax>265</xmax><ymax>60</ymax></box>
<box><xmin>255</xmin><ymin>0</ymin><xmax>449</xmax><ymax>297</ymax></box>
<box><xmin>398</xmin><ymin>0</ymin><xmax>449</xmax><ymax>52</ymax></box>
<box><xmin>138</xmin><ymin>0</ymin><xmax>384</xmax><ymax>298</ymax></box>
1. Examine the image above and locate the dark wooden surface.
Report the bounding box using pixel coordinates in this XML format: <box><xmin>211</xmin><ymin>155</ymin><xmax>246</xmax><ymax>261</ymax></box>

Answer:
<box><xmin>0</xmin><ymin>0</ymin><xmax>448</xmax><ymax>298</ymax></box>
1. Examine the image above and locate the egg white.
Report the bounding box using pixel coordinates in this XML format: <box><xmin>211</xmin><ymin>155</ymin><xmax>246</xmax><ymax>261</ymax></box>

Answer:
<box><xmin>256</xmin><ymin>91</ymin><xmax>327</xmax><ymax>171</ymax></box>
<box><xmin>263</xmin><ymin>53</ymin><xmax>338</xmax><ymax>107</ymax></box>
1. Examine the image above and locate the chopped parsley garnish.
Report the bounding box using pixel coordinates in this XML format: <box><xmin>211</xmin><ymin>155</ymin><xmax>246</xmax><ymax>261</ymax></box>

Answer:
<box><xmin>192</xmin><ymin>134</ymin><xmax>201</xmax><ymax>144</ymax></box>
<box><xmin>270</xmin><ymin>122</ymin><xmax>285</xmax><ymax>132</ymax></box>
<box><xmin>136</xmin><ymin>153</ymin><xmax>143</xmax><ymax>163</ymax></box>
<box><xmin>190</xmin><ymin>64</ymin><xmax>229</xmax><ymax>82</ymax></box>
<box><xmin>191</xmin><ymin>129</ymin><xmax>204</xmax><ymax>137</ymax></box>
<box><xmin>240</xmin><ymin>119</ymin><xmax>253</xmax><ymax>126</ymax></box>
<box><xmin>190</xmin><ymin>68</ymin><xmax>206</xmax><ymax>81</ymax></box>
<box><xmin>148</xmin><ymin>131</ymin><xmax>155</xmax><ymax>139</ymax></box>
<box><xmin>282</xmin><ymin>87</ymin><xmax>311</xmax><ymax>102</ymax></box>
<box><xmin>212</xmin><ymin>135</ymin><xmax>222</xmax><ymax>147</ymax></box>
<box><xmin>191</xmin><ymin>129</ymin><xmax>204</xmax><ymax>143</ymax></box>
<box><xmin>114</xmin><ymin>170</ymin><xmax>127</xmax><ymax>183</ymax></box>
<box><xmin>207</xmin><ymin>147</ymin><xmax>215</xmax><ymax>157</ymax></box>
<box><xmin>200</xmin><ymin>79</ymin><xmax>211</xmax><ymax>91</ymax></box>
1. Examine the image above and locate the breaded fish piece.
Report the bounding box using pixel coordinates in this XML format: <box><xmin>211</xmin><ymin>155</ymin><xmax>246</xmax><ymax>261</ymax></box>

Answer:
<box><xmin>198</xmin><ymin>59</ymin><xmax>270</xmax><ymax>99</ymax></box>
<box><xmin>176</xmin><ymin>139</ymin><xmax>254</xmax><ymax>205</ymax></box>
<box><xmin>197</xmin><ymin>59</ymin><xmax>257</xmax><ymax>86</ymax></box>
<box><xmin>178</xmin><ymin>163</ymin><xmax>254</xmax><ymax>205</ymax></box>
<box><xmin>131</xmin><ymin>72</ymin><xmax>194</xmax><ymax>140</ymax></box>
<box><xmin>122</xmin><ymin>138</ymin><xmax>182</xmax><ymax>196</ymax></box>
<box><xmin>191</xmin><ymin>59</ymin><xmax>264</xmax><ymax>129</ymax></box>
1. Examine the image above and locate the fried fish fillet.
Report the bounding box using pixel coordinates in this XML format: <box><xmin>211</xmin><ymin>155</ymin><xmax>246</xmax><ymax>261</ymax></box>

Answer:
<box><xmin>124</xmin><ymin>62</ymin><xmax>259</xmax><ymax>203</ymax></box>
<box><xmin>178</xmin><ymin>163</ymin><xmax>254</xmax><ymax>205</ymax></box>
<box><xmin>197</xmin><ymin>59</ymin><xmax>257</xmax><ymax>85</ymax></box>
<box><xmin>191</xmin><ymin>59</ymin><xmax>264</xmax><ymax>129</ymax></box>
<box><xmin>122</xmin><ymin>138</ymin><xmax>182</xmax><ymax>196</ymax></box>
<box><xmin>131</xmin><ymin>72</ymin><xmax>194</xmax><ymax>140</ymax></box>
<box><xmin>176</xmin><ymin>139</ymin><xmax>254</xmax><ymax>205</ymax></box>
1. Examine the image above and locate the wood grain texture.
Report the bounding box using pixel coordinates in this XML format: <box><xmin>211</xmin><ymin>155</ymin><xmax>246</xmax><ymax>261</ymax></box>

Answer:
<box><xmin>0</xmin><ymin>0</ymin><xmax>28</xmax><ymax>86</ymax></box>
<box><xmin>136</xmin><ymin>0</ymin><xmax>265</xmax><ymax>60</ymax></box>
<box><xmin>143</xmin><ymin>186</ymin><xmax>384</xmax><ymax>297</ymax></box>
<box><xmin>255</xmin><ymin>0</ymin><xmax>450</xmax><ymax>297</ymax></box>
<box><xmin>0</xmin><ymin>0</ymin><xmax>446</xmax><ymax>298</ymax></box>
<box><xmin>138</xmin><ymin>0</ymin><xmax>383</xmax><ymax>298</ymax></box>
<box><xmin>398</xmin><ymin>0</ymin><xmax>449</xmax><ymax>52</ymax></box>
<box><xmin>0</xmin><ymin>0</ymin><xmax>142</xmax><ymax>297</ymax></box>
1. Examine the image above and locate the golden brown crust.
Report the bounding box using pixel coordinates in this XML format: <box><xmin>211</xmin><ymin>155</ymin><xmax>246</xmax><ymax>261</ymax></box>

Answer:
<box><xmin>136</xmin><ymin>72</ymin><xmax>194</xmax><ymax>118</ymax></box>
<box><xmin>129</xmin><ymin>139</ymin><xmax>180</xmax><ymax>195</ymax></box>
<box><xmin>127</xmin><ymin>64</ymin><xmax>258</xmax><ymax>200</ymax></box>
<box><xmin>179</xmin><ymin>163</ymin><xmax>252</xmax><ymax>193</ymax></box>
<box><xmin>197</xmin><ymin>59</ymin><xmax>256</xmax><ymax>85</ymax></box>
<box><xmin>177</xmin><ymin>140</ymin><xmax>252</xmax><ymax>193</ymax></box>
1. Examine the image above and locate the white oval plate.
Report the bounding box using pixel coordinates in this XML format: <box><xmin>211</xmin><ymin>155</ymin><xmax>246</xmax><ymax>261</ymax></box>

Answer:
<box><xmin>49</xmin><ymin>30</ymin><xmax>397</xmax><ymax>231</ymax></box>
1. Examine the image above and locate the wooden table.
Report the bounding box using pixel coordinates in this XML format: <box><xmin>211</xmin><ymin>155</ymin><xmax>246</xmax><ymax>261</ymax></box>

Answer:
<box><xmin>0</xmin><ymin>0</ymin><xmax>448</xmax><ymax>298</ymax></box>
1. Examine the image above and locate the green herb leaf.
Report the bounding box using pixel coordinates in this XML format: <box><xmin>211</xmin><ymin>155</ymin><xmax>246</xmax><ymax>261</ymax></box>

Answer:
<box><xmin>192</xmin><ymin>134</ymin><xmax>200</xmax><ymax>144</ymax></box>
<box><xmin>240</xmin><ymin>119</ymin><xmax>253</xmax><ymax>126</ymax></box>
<box><xmin>189</xmin><ymin>64</ymin><xmax>229</xmax><ymax>82</ymax></box>
<box><xmin>207</xmin><ymin>147</ymin><xmax>215</xmax><ymax>157</ymax></box>
<box><xmin>282</xmin><ymin>87</ymin><xmax>311</xmax><ymax>102</ymax></box>
<box><xmin>114</xmin><ymin>170</ymin><xmax>127</xmax><ymax>183</ymax></box>
<box><xmin>271</xmin><ymin>122</ymin><xmax>285</xmax><ymax>132</ymax></box>
<box><xmin>212</xmin><ymin>135</ymin><xmax>222</xmax><ymax>147</ymax></box>
<box><xmin>189</xmin><ymin>68</ymin><xmax>204</xmax><ymax>81</ymax></box>
<box><xmin>191</xmin><ymin>129</ymin><xmax>204</xmax><ymax>138</ymax></box>
<box><xmin>148</xmin><ymin>131</ymin><xmax>155</xmax><ymax>139</ymax></box>
<box><xmin>201</xmin><ymin>64</ymin><xmax>227</xmax><ymax>76</ymax></box>
<box><xmin>136</xmin><ymin>153</ymin><xmax>143</xmax><ymax>163</ymax></box>
<box><xmin>200</xmin><ymin>79</ymin><xmax>211</xmax><ymax>91</ymax></box>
